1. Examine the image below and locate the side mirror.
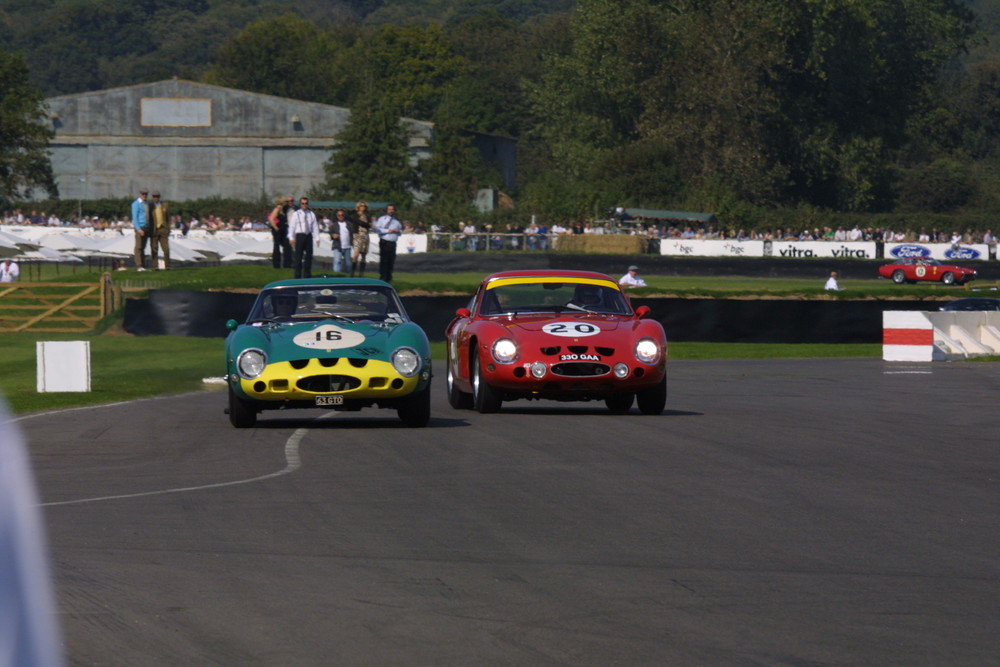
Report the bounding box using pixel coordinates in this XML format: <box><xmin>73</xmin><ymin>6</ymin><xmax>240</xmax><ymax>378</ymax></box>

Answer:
<box><xmin>226</xmin><ymin>319</ymin><xmax>239</xmax><ymax>331</ymax></box>
<box><xmin>455</xmin><ymin>307</ymin><xmax>471</xmax><ymax>318</ymax></box>
<box><xmin>634</xmin><ymin>305</ymin><xmax>650</xmax><ymax>319</ymax></box>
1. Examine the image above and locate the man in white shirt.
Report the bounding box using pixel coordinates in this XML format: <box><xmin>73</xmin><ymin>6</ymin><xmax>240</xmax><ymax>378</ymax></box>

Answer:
<box><xmin>824</xmin><ymin>271</ymin><xmax>841</xmax><ymax>290</ymax></box>
<box><xmin>288</xmin><ymin>197</ymin><xmax>320</xmax><ymax>278</ymax></box>
<box><xmin>1</xmin><ymin>258</ymin><xmax>19</xmax><ymax>282</ymax></box>
<box><xmin>331</xmin><ymin>209</ymin><xmax>353</xmax><ymax>274</ymax></box>
<box><xmin>619</xmin><ymin>265</ymin><xmax>647</xmax><ymax>288</ymax></box>
<box><xmin>461</xmin><ymin>221</ymin><xmax>477</xmax><ymax>251</ymax></box>
<box><xmin>374</xmin><ymin>204</ymin><xmax>403</xmax><ymax>282</ymax></box>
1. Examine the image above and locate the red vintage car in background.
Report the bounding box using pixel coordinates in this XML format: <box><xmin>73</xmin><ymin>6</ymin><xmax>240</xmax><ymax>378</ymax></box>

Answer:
<box><xmin>445</xmin><ymin>270</ymin><xmax>667</xmax><ymax>414</ymax></box>
<box><xmin>878</xmin><ymin>257</ymin><xmax>977</xmax><ymax>285</ymax></box>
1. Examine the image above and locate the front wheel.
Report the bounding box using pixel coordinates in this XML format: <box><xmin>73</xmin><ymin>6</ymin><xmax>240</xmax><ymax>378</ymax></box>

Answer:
<box><xmin>446</xmin><ymin>352</ymin><xmax>473</xmax><ymax>409</ymax></box>
<box><xmin>398</xmin><ymin>383</ymin><xmax>431</xmax><ymax>427</ymax></box>
<box><xmin>472</xmin><ymin>353</ymin><xmax>502</xmax><ymax>413</ymax></box>
<box><xmin>891</xmin><ymin>270</ymin><xmax>906</xmax><ymax>284</ymax></box>
<box><xmin>228</xmin><ymin>385</ymin><xmax>257</xmax><ymax>428</ymax></box>
<box><xmin>636</xmin><ymin>376</ymin><xmax>667</xmax><ymax>415</ymax></box>
<box><xmin>941</xmin><ymin>271</ymin><xmax>956</xmax><ymax>285</ymax></box>
<box><xmin>605</xmin><ymin>393</ymin><xmax>634</xmax><ymax>413</ymax></box>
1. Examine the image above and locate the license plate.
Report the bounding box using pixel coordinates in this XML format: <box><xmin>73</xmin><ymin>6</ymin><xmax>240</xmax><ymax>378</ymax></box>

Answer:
<box><xmin>315</xmin><ymin>395</ymin><xmax>344</xmax><ymax>406</ymax></box>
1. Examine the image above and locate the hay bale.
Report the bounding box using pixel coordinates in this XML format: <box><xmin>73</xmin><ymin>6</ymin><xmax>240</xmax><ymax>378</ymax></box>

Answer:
<box><xmin>554</xmin><ymin>234</ymin><xmax>645</xmax><ymax>254</ymax></box>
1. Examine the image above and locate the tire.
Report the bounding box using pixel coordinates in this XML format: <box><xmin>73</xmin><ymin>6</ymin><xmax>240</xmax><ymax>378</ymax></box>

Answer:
<box><xmin>398</xmin><ymin>383</ymin><xmax>431</xmax><ymax>427</ymax></box>
<box><xmin>446</xmin><ymin>352</ymin><xmax>473</xmax><ymax>409</ymax></box>
<box><xmin>892</xmin><ymin>270</ymin><xmax>906</xmax><ymax>285</ymax></box>
<box><xmin>605</xmin><ymin>393</ymin><xmax>634</xmax><ymax>413</ymax></box>
<box><xmin>472</xmin><ymin>353</ymin><xmax>502</xmax><ymax>413</ymax></box>
<box><xmin>228</xmin><ymin>385</ymin><xmax>257</xmax><ymax>428</ymax></box>
<box><xmin>636</xmin><ymin>376</ymin><xmax>667</xmax><ymax>415</ymax></box>
<box><xmin>941</xmin><ymin>272</ymin><xmax>955</xmax><ymax>285</ymax></box>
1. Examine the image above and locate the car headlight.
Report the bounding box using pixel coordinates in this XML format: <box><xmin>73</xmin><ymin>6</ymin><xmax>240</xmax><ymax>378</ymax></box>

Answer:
<box><xmin>391</xmin><ymin>346</ymin><xmax>421</xmax><ymax>377</ymax></box>
<box><xmin>491</xmin><ymin>338</ymin><xmax>519</xmax><ymax>364</ymax></box>
<box><xmin>237</xmin><ymin>348</ymin><xmax>267</xmax><ymax>379</ymax></box>
<box><xmin>634</xmin><ymin>338</ymin><xmax>661</xmax><ymax>365</ymax></box>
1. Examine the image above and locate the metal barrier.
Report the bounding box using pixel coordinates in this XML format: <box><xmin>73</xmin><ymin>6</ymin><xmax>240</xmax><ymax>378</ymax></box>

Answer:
<box><xmin>965</xmin><ymin>280</ymin><xmax>1000</xmax><ymax>291</ymax></box>
<box><xmin>428</xmin><ymin>232</ymin><xmax>558</xmax><ymax>252</ymax></box>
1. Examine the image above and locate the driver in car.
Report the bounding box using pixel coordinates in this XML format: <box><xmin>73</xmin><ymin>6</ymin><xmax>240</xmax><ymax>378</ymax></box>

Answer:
<box><xmin>573</xmin><ymin>284</ymin><xmax>603</xmax><ymax>309</ymax></box>
<box><xmin>272</xmin><ymin>293</ymin><xmax>298</xmax><ymax>318</ymax></box>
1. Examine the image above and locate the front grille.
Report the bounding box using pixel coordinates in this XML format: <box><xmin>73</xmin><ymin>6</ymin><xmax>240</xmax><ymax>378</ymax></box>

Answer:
<box><xmin>297</xmin><ymin>375</ymin><xmax>362</xmax><ymax>392</ymax></box>
<box><xmin>550</xmin><ymin>362</ymin><xmax>610</xmax><ymax>377</ymax></box>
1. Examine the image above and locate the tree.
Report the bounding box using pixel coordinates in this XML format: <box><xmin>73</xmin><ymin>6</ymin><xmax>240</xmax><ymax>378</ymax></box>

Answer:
<box><xmin>528</xmin><ymin>0</ymin><xmax>976</xmax><ymax>214</ymax></box>
<box><xmin>0</xmin><ymin>50</ymin><xmax>56</xmax><ymax>209</ymax></box>
<box><xmin>360</xmin><ymin>24</ymin><xmax>468</xmax><ymax>120</ymax></box>
<box><xmin>419</xmin><ymin>116</ymin><xmax>492</xmax><ymax>207</ymax></box>
<box><xmin>770</xmin><ymin>0</ymin><xmax>975</xmax><ymax>210</ymax></box>
<box><xmin>641</xmin><ymin>0</ymin><xmax>788</xmax><ymax>205</ymax></box>
<box><xmin>442</xmin><ymin>10</ymin><xmax>547</xmax><ymax>136</ymax></box>
<box><xmin>314</xmin><ymin>93</ymin><xmax>418</xmax><ymax>207</ymax></box>
<box><xmin>526</xmin><ymin>0</ymin><xmax>663</xmax><ymax>178</ymax></box>
<box><xmin>897</xmin><ymin>158</ymin><xmax>976</xmax><ymax>212</ymax></box>
<box><xmin>205</xmin><ymin>15</ymin><xmax>353</xmax><ymax>105</ymax></box>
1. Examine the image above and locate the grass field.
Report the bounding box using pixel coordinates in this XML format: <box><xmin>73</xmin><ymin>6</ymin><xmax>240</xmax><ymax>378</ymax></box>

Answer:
<box><xmin>0</xmin><ymin>264</ymin><xmax>968</xmax><ymax>415</ymax></box>
<box><xmin>14</xmin><ymin>262</ymin><xmax>988</xmax><ymax>300</ymax></box>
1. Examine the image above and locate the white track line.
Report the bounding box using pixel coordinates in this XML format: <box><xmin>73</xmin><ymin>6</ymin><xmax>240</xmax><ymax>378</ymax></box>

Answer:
<box><xmin>41</xmin><ymin>427</ymin><xmax>308</xmax><ymax>507</ymax></box>
<box><xmin>9</xmin><ymin>394</ymin><xmax>331</xmax><ymax>508</ymax></box>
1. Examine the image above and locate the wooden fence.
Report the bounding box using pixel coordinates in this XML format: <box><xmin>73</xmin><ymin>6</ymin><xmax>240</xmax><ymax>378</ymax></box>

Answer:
<box><xmin>0</xmin><ymin>274</ymin><xmax>151</xmax><ymax>333</ymax></box>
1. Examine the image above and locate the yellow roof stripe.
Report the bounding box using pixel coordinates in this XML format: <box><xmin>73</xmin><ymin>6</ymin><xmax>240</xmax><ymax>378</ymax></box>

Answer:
<box><xmin>485</xmin><ymin>276</ymin><xmax>619</xmax><ymax>290</ymax></box>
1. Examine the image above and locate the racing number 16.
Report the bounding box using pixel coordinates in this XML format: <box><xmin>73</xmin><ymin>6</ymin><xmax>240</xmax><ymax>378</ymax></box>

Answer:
<box><xmin>316</xmin><ymin>330</ymin><xmax>342</xmax><ymax>341</ymax></box>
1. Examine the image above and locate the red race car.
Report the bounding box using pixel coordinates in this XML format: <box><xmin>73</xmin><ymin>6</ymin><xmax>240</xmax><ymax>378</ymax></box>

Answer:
<box><xmin>878</xmin><ymin>257</ymin><xmax>977</xmax><ymax>285</ymax></box>
<box><xmin>445</xmin><ymin>270</ymin><xmax>667</xmax><ymax>414</ymax></box>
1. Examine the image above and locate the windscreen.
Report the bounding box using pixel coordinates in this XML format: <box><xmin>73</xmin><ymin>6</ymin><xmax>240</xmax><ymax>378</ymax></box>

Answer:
<box><xmin>479</xmin><ymin>280</ymin><xmax>631</xmax><ymax>316</ymax></box>
<box><xmin>250</xmin><ymin>285</ymin><xmax>408</xmax><ymax>323</ymax></box>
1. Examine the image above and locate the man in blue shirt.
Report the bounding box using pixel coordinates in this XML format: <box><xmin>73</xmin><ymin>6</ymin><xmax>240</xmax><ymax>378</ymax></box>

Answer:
<box><xmin>131</xmin><ymin>188</ymin><xmax>150</xmax><ymax>270</ymax></box>
<box><xmin>374</xmin><ymin>204</ymin><xmax>403</xmax><ymax>282</ymax></box>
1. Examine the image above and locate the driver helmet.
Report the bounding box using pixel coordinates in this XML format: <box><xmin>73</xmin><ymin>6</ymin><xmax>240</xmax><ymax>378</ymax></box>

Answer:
<box><xmin>575</xmin><ymin>284</ymin><xmax>602</xmax><ymax>306</ymax></box>
<box><xmin>272</xmin><ymin>292</ymin><xmax>298</xmax><ymax>317</ymax></box>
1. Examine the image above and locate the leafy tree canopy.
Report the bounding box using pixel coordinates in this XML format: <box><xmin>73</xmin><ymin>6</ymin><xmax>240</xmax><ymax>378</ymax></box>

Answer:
<box><xmin>314</xmin><ymin>93</ymin><xmax>418</xmax><ymax>207</ymax></box>
<box><xmin>0</xmin><ymin>50</ymin><xmax>57</xmax><ymax>209</ymax></box>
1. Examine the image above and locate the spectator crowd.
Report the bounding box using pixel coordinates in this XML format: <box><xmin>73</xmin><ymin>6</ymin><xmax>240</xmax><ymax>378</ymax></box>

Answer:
<box><xmin>3</xmin><ymin>208</ymin><xmax>997</xmax><ymax>252</ymax></box>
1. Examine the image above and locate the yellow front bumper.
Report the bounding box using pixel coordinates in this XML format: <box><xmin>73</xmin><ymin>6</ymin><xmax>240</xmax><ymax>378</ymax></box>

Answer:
<box><xmin>238</xmin><ymin>357</ymin><xmax>423</xmax><ymax>402</ymax></box>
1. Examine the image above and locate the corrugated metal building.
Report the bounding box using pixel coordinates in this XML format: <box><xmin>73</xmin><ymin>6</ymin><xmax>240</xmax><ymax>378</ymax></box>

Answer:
<box><xmin>43</xmin><ymin>78</ymin><xmax>435</xmax><ymax>202</ymax></box>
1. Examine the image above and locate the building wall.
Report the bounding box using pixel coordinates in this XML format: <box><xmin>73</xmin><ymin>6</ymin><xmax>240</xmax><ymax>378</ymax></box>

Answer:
<box><xmin>44</xmin><ymin>78</ymin><xmax>433</xmax><ymax>202</ymax></box>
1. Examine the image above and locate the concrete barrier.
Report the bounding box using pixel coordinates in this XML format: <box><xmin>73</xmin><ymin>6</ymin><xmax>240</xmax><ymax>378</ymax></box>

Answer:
<box><xmin>883</xmin><ymin>310</ymin><xmax>1000</xmax><ymax>361</ymax></box>
<box><xmin>36</xmin><ymin>341</ymin><xmax>91</xmax><ymax>392</ymax></box>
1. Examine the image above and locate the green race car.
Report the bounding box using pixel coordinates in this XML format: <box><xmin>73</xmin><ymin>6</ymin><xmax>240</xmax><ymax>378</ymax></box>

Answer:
<box><xmin>225</xmin><ymin>278</ymin><xmax>432</xmax><ymax>428</ymax></box>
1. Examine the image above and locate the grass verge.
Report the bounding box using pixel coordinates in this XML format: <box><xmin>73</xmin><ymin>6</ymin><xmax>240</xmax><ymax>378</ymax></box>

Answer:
<box><xmin>20</xmin><ymin>264</ymin><xmax>983</xmax><ymax>301</ymax></box>
<box><xmin>1</xmin><ymin>333</ymin><xmax>881</xmax><ymax>416</ymax></box>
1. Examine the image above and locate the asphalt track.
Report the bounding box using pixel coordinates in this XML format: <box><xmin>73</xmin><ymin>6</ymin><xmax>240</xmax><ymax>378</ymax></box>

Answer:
<box><xmin>18</xmin><ymin>358</ymin><xmax>1000</xmax><ymax>666</ymax></box>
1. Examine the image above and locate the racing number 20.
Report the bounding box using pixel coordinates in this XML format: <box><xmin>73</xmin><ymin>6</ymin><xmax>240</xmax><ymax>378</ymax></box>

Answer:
<box><xmin>543</xmin><ymin>322</ymin><xmax>600</xmax><ymax>337</ymax></box>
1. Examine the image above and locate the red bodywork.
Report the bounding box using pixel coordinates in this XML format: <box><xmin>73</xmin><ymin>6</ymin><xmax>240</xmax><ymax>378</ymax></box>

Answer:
<box><xmin>445</xmin><ymin>270</ymin><xmax>667</xmax><ymax>413</ymax></box>
<box><xmin>877</xmin><ymin>257</ymin><xmax>977</xmax><ymax>285</ymax></box>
